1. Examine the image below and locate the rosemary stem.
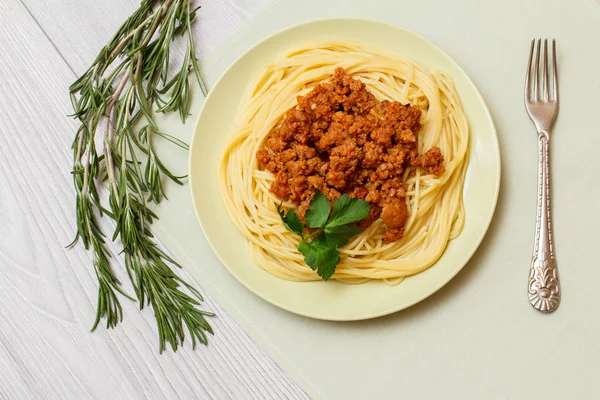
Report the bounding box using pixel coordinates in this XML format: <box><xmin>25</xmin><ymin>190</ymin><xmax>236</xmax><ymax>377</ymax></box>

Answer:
<box><xmin>104</xmin><ymin>70</ymin><xmax>130</xmax><ymax>198</ymax></box>
<box><xmin>121</xmin><ymin>117</ymin><xmax>128</xmax><ymax>174</ymax></box>
<box><xmin>75</xmin><ymin>130</ymin><xmax>85</xmax><ymax>168</ymax></box>
<box><xmin>104</xmin><ymin>118</ymin><xmax>119</xmax><ymax>197</ymax></box>
<box><xmin>109</xmin><ymin>10</ymin><xmax>160</xmax><ymax>60</ymax></box>
<box><xmin>139</xmin><ymin>0</ymin><xmax>174</xmax><ymax>51</ymax></box>
<box><xmin>81</xmin><ymin>145</ymin><xmax>92</xmax><ymax>195</ymax></box>
<box><xmin>109</xmin><ymin>73</ymin><xmax>130</xmax><ymax>110</ymax></box>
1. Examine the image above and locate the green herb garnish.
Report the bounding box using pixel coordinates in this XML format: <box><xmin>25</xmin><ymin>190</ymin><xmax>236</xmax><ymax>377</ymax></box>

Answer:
<box><xmin>68</xmin><ymin>0</ymin><xmax>213</xmax><ymax>353</ymax></box>
<box><xmin>278</xmin><ymin>191</ymin><xmax>370</xmax><ymax>280</ymax></box>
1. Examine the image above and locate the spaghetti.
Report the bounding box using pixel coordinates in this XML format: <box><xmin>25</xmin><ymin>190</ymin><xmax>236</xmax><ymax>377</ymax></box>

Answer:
<box><xmin>220</xmin><ymin>42</ymin><xmax>469</xmax><ymax>284</ymax></box>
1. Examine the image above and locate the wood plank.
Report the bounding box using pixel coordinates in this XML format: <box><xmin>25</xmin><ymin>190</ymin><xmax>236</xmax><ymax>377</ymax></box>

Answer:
<box><xmin>0</xmin><ymin>0</ymin><xmax>305</xmax><ymax>398</ymax></box>
<box><xmin>19</xmin><ymin>0</ymin><xmax>269</xmax><ymax>74</ymax></box>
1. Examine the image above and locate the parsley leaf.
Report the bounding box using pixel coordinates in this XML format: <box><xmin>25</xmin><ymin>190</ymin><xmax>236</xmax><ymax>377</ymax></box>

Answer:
<box><xmin>298</xmin><ymin>236</ymin><xmax>340</xmax><ymax>280</ymax></box>
<box><xmin>277</xmin><ymin>202</ymin><xmax>303</xmax><ymax>236</ymax></box>
<box><xmin>305</xmin><ymin>191</ymin><xmax>331</xmax><ymax>228</ymax></box>
<box><xmin>324</xmin><ymin>224</ymin><xmax>363</xmax><ymax>248</ymax></box>
<box><xmin>276</xmin><ymin>191</ymin><xmax>371</xmax><ymax>281</ymax></box>
<box><xmin>327</xmin><ymin>194</ymin><xmax>370</xmax><ymax>228</ymax></box>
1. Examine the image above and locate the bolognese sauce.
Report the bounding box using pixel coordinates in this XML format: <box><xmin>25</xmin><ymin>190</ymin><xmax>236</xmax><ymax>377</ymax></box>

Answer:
<box><xmin>256</xmin><ymin>68</ymin><xmax>444</xmax><ymax>242</ymax></box>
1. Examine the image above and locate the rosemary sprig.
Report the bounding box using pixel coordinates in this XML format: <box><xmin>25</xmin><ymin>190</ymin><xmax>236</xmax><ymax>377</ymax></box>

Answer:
<box><xmin>68</xmin><ymin>0</ymin><xmax>213</xmax><ymax>353</ymax></box>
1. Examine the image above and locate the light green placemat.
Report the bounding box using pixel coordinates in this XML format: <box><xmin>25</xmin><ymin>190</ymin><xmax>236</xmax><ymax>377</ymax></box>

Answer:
<box><xmin>151</xmin><ymin>0</ymin><xmax>600</xmax><ymax>398</ymax></box>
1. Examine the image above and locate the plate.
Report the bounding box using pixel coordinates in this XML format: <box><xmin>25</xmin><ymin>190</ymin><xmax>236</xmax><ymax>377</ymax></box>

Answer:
<box><xmin>189</xmin><ymin>18</ymin><xmax>500</xmax><ymax>320</ymax></box>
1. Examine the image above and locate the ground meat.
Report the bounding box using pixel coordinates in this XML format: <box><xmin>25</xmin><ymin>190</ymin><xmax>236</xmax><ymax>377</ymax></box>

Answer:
<box><xmin>256</xmin><ymin>68</ymin><xmax>444</xmax><ymax>242</ymax></box>
<box><xmin>381</xmin><ymin>199</ymin><xmax>409</xmax><ymax>242</ymax></box>
<box><xmin>412</xmin><ymin>147</ymin><xmax>445</xmax><ymax>176</ymax></box>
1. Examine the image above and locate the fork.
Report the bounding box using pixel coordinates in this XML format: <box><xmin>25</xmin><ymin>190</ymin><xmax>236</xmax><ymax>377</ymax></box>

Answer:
<box><xmin>524</xmin><ymin>39</ymin><xmax>560</xmax><ymax>312</ymax></box>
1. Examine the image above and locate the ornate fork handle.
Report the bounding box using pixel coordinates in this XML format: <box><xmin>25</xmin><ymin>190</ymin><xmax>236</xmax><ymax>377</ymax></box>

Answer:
<box><xmin>528</xmin><ymin>130</ymin><xmax>560</xmax><ymax>312</ymax></box>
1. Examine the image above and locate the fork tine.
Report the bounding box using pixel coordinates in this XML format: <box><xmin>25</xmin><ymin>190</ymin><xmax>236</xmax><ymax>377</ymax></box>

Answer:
<box><xmin>525</xmin><ymin>39</ymin><xmax>534</xmax><ymax>101</ymax></box>
<box><xmin>533</xmin><ymin>39</ymin><xmax>540</xmax><ymax>100</ymax></box>
<box><xmin>552</xmin><ymin>39</ymin><xmax>558</xmax><ymax>102</ymax></box>
<box><xmin>542</xmin><ymin>39</ymin><xmax>549</xmax><ymax>101</ymax></box>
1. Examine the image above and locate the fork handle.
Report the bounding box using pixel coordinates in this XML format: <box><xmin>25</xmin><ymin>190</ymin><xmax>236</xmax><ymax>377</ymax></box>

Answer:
<box><xmin>529</xmin><ymin>130</ymin><xmax>560</xmax><ymax>312</ymax></box>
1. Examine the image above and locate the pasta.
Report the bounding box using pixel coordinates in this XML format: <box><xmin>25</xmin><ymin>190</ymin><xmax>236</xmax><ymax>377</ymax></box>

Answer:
<box><xmin>220</xmin><ymin>42</ymin><xmax>469</xmax><ymax>284</ymax></box>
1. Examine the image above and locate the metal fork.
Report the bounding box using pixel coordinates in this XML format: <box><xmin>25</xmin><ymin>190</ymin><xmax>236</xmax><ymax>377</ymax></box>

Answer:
<box><xmin>524</xmin><ymin>39</ymin><xmax>560</xmax><ymax>312</ymax></box>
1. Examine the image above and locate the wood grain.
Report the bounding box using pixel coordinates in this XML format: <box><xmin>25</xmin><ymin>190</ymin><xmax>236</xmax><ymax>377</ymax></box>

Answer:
<box><xmin>0</xmin><ymin>0</ymin><xmax>305</xmax><ymax>398</ymax></box>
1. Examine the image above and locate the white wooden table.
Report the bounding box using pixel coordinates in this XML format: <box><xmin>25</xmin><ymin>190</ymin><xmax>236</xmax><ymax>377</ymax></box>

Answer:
<box><xmin>0</xmin><ymin>0</ymin><xmax>307</xmax><ymax>398</ymax></box>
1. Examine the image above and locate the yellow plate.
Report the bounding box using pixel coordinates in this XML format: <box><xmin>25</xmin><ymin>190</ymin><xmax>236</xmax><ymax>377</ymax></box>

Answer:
<box><xmin>189</xmin><ymin>18</ymin><xmax>500</xmax><ymax>321</ymax></box>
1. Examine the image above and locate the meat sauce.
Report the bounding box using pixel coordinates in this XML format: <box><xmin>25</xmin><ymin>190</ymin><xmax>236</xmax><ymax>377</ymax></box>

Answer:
<box><xmin>256</xmin><ymin>68</ymin><xmax>444</xmax><ymax>242</ymax></box>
